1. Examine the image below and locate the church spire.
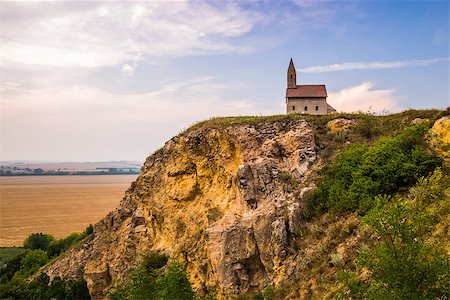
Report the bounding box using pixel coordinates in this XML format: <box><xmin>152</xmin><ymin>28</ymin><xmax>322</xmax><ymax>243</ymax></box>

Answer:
<box><xmin>287</xmin><ymin>58</ymin><xmax>297</xmax><ymax>88</ymax></box>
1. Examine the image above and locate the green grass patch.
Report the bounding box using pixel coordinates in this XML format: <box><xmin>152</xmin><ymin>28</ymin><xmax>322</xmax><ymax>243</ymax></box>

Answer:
<box><xmin>0</xmin><ymin>247</ymin><xmax>27</xmax><ymax>270</ymax></box>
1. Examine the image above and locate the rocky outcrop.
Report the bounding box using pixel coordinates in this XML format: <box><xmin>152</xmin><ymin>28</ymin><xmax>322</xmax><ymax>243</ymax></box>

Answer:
<box><xmin>327</xmin><ymin>118</ymin><xmax>357</xmax><ymax>133</ymax></box>
<box><xmin>43</xmin><ymin>120</ymin><xmax>318</xmax><ymax>298</ymax></box>
<box><xmin>410</xmin><ymin>117</ymin><xmax>430</xmax><ymax>125</ymax></box>
<box><xmin>429</xmin><ymin>116</ymin><xmax>450</xmax><ymax>162</ymax></box>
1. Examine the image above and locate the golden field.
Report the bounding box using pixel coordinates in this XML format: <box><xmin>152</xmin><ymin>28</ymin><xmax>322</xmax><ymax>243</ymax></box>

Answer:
<box><xmin>0</xmin><ymin>175</ymin><xmax>137</xmax><ymax>247</ymax></box>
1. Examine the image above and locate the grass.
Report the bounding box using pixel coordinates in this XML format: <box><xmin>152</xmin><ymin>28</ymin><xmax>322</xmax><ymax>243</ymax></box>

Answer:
<box><xmin>179</xmin><ymin>109</ymin><xmax>449</xmax><ymax>170</ymax></box>
<box><xmin>330</xmin><ymin>253</ymin><xmax>345</xmax><ymax>268</ymax></box>
<box><xmin>187</xmin><ymin>108</ymin><xmax>447</xmax><ymax>131</ymax></box>
<box><xmin>0</xmin><ymin>247</ymin><xmax>27</xmax><ymax>269</ymax></box>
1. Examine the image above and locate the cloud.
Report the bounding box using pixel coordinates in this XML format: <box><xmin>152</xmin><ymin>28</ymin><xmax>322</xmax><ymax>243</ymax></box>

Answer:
<box><xmin>0</xmin><ymin>81</ymin><xmax>22</xmax><ymax>93</ymax></box>
<box><xmin>0</xmin><ymin>1</ymin><xmax>259</xmax><ymax>70</ymax></box>
<box><xmin>300</xmin><ymin>57</ymin><xmax>450</xmax><ymax>73</ymax></box>
<box><xmin>328</xmin><ymin>82</ymin><xmax>401</xmax><ymax>114</ymax></box>
<box><xmin>121</xmin><ymin>64</ymin><xmax>135</xmax><ymax>77</ymax></box>
<box><xmin>0</xmin><ymin>77</ymin><xmax>275</xmax><ymax>161</ymax></box>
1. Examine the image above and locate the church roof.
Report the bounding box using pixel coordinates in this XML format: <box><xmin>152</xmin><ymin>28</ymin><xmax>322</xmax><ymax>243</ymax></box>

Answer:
<box><xmin>286</xmin><ymin>84</ymin><xmax>327</xmax><ymax>98</ymax></box>
<box><xmin>327</xmin><ymin>103</ymin><xmax>336</xmax><ymax>112</ymax></box>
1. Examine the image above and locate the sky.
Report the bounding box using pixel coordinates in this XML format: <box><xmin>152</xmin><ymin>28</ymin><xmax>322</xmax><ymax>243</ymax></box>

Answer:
<box><xmin>0</xmin><ymin>0</ymin><xmax>449</xmax><ymax>162</ymax></box>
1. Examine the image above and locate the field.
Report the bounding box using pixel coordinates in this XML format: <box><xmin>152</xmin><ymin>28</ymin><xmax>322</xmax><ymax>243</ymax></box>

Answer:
<box><xmin>0</xmin><ymin>175</ymin><xmax>137</xmax><ymax>247</ymax></box>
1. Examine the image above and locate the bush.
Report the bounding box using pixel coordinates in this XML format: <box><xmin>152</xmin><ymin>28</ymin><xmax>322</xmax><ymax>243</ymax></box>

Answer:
<box><xmin>355</xmin><ymin>112</ymin><xmax>380</xmax><ymax>139</ymax></box>
<box><xmin>158</xmin><ymin>263</ymin><xmax>195</xmax><ymax>300</ymax></box>
<box><xmin>336</xmin><ymin>170</ymin><xmax>449</xmax><ymax>299</ymax></box>
<box><xmin>20</xmin><ymin>249</ymin><xmax>48</xmax><ymax>274</ymax></box>
<box><xmin>358</xmin><ymin>170</ymin><xmax>449</xmax><ymax>299</ymax></box>
<box><xmin>1</xmin><ymin>272</ymin><xmax>90</xmax><ymax>300</ymax></box>
<box><xmin>47</xmin><ymin>232</ymin><xmax>85</xmax><ymax>258</ymax></box>
<box><xmin>0</xmin><ymin>252</ymin><xmax>26</xmax><ymax>281</ymax></box>
<box><xmin>142</xmin><ymin>251</ymin><xmax>169</xmax><ymax>272</ymax></box>
<box><xmin>108</xmin><ymin>252</ymin><xmax>195</xmax><ymax>300</ymax></box>
<box><xmin>84</xmin><ymin>224</ymin><xmax>94</xmax><ymax>235</ymax></box>
<box><xmin>1</xmin><ymin>230</ymin><xmax>91</xmax><ymax>299</ymax></box>
<box><xmin>23</xmin><ymin>233</ymin><xmax>55</xmax><ymax>251</ymax></box>
<box><xmin>308</xmin><ymin>125</ymin><xmax>442</xmax><ymax>215</ymax></box>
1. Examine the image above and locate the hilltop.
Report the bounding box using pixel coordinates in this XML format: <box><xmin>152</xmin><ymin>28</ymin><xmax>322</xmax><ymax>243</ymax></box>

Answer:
<box><xmin>2</xmin><ymin>109</ymin><xmax>449</xmax><ymax>299</ymax></box>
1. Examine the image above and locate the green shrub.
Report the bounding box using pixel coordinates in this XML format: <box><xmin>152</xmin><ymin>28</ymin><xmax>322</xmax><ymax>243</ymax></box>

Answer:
<box><xmin>20</xmin><ymin>249</ymin><xmax>48</xmax><ymax>274</ymax></box>
<box><xmin>0</xmin><ymin>252</ymin><xmax>26</xmax><ymax>281</ymax></box>
<box><xmin>308</xmin><ymin>125</ymin><xmax>442</xmax><ymax>215</ymax></box>
<box><xmin>23</xmin><ymin>233</ymin><xmax>55</xmax><ymax>251</ymax></box>
<box><xmin>1</xmin><ymin>229</ymin><xmax>93</xmax><ymax>299</ymax></box>
<box><xmin>337</xmin><ymin>170</ymin><xmax>449</xmax><ymax>299</ymax></box>
<box><xmin>142</xmin><ymin>251</ymin><xmax>169</xmax><ymax>273</ymax></box>
<box><xmin>109</xmin><ymin>265</ymin><xmax>158</xmax><ymax>300</ymax></box>
<box><xmin>47</xmin><ymin>232</ymin><xmax>85</xmax><ymax>258</ymax></box>
<box><xmin>0</xmin><ymin>272</ymin><xmax>90</xmax><ymax>300</ymax></box>
<box><xmin>157</xmin><ymin>263</ymin><xmax>195</xmax><ymax>300</ymax></box>
<box><xmin>109</xmin><ymin>251</ymin><xmax>194</xmax><ymax>300</ymax></box>
<box><xmin>354</xmin><ymin>112</ymin><xmax>380</xmax><ymax>139</ymax></box>
<box><xmin>84</xmin><ymin>224</ymin><xmax>94</xmax><ymax>235</ymax></box>
<box><xmin>358</xmin><ymin>170</ymin><xmax>449</xmax><ymax>299</ymax></box>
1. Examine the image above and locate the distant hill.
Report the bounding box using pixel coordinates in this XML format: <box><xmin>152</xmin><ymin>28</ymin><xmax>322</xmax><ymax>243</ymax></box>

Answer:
<box><xmin>0</xmin><ymin>161</ymin><xmax>141</xmax><ymax>175</ymax></box>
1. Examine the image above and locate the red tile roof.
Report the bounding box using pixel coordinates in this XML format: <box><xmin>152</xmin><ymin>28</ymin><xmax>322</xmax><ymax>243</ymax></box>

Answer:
<box><xmin>286</xmin><ymin>85</ymin><xmax>327</xmax><ymax>98</ymax></box>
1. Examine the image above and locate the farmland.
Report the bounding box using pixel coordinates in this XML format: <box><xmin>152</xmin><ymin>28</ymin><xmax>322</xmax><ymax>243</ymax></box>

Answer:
<box><xmin>0</xmin><ymin>175</ymin><xmax>137</xmax><ymax>247</ymax></box>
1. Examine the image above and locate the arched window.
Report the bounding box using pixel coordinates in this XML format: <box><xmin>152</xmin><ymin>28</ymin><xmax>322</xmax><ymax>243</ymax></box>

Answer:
<box><xmin>315</xmin><ymin>106</ymin><xmax>319</xmax><ymax>111</ymax></box>
<box><xmin>304</xmin><ymin>106</ymin><xmax>308</xmax><ymax>111</ymax></box>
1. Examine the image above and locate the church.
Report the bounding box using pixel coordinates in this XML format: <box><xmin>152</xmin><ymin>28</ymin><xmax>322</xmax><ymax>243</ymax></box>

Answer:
<box><xmin>285</xmin><ymin>59</ymin><xmax>336</xmax><ymax>115</ymax></box>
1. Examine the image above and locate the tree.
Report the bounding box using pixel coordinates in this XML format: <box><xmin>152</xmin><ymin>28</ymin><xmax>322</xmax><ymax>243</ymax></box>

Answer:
<box><xmin>33</xmin><ymin>168</ymin><xmax>44</xmax><ymax>175</ymax></box>
<box><xmin>23</xmin><ymin>233</ymin><xmax>55</xmax><ymax>251</ymax></box>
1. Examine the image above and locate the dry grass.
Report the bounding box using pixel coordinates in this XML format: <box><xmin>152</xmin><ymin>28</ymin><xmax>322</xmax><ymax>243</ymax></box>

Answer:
<box><xmin>0</xmin><ymin>175</ymin><xmax>137</xmax><ymax>246</ymax></box>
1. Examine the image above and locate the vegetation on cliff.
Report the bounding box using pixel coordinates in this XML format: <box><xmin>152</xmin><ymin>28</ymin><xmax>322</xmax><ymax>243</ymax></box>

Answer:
<box><xmin>308</xmin><ymin>124</ymin><xmax>442</xmax><ymax>215</ymax></box>
<box><xmin>108</xmin><ymin>252</ymin><xmax>197</xmax><ymax>300</ymax></box>
<box><xmin>0</xmin><ymin>226</ymin><xmax>93</xmax><ymax>299</ymax></box>
<box><xmin>335</xmin><ymin>169</ymin><xmax>449</xmax><ymax>299</ymax></box>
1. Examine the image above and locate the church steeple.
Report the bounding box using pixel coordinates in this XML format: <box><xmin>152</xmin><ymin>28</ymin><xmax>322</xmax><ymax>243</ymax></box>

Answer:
<box><xmin>287</xmin><ymin>58</ymin><xmax>297</xmax><ymax>88</ymax></box>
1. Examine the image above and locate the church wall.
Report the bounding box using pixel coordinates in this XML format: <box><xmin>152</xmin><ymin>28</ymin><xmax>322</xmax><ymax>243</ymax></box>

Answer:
<box><xmin>286</xmin><ymin>98</ymin><xmax>328</xmax><ymax>115</ymax></box>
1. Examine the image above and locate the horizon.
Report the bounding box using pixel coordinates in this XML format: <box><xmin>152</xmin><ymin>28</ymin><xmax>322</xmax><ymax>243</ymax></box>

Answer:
<box><xmin>0</xmin><ymin>160</ymin><xmax>141</xmax><ymax>164</ymax></box>
<box><xmin>2</xmin><ymin>107</ymin><xmax>449</xmax><ymax>163</ymax></box>
<box><xmin>1</xmin><ymin>1</ymin><xmax>448</xmax><ymax>162</ymax></box>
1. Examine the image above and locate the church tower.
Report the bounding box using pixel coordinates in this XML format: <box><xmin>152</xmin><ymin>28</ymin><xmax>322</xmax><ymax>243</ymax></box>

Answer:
<box><xmin>287</xmin><ymin>58</ymin><xmax>296</xmax><ymax>88</ymax></box>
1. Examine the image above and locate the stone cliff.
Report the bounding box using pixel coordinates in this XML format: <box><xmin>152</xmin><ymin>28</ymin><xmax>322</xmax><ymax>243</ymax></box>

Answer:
<box><xmin>42</xmin><ymin>111</ymin><xmax>450</xmax><ymax>299</ymax></box>
<box><xmin>43</xmin><ymin>119</ymin><xmax>319</xmax><ymax>298</ymax></box>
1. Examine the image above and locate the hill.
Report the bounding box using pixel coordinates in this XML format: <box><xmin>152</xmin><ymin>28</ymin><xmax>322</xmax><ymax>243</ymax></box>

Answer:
<box><xmin>2</xmin><ymin>109</ymin><xmax>449</xmax><ymax>299</ymax></box>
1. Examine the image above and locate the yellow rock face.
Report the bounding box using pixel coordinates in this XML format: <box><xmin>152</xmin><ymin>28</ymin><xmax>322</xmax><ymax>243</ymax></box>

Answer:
<box><xmin>41</xmin><ymin>120</ymin><xmax>319</xmax><ymax>299</ymax></box>
<box><xmin>327</xmin><ymin>118</ymin><xmax>357</xmax><ymax>133</ymax></box>
<box><xmin>429</xmin><ymin>116</ymin><xmax>450</xmax><ymax>161</ymax></box>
